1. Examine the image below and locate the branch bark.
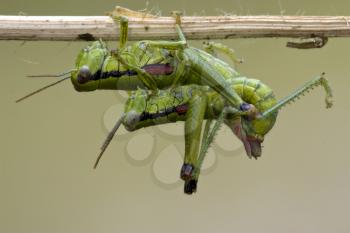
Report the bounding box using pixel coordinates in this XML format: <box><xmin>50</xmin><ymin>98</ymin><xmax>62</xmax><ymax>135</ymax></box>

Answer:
<box><xmin>1</xmin><ymin>14</ymin><xmax>350</xmax><ymax>41</ymax></box>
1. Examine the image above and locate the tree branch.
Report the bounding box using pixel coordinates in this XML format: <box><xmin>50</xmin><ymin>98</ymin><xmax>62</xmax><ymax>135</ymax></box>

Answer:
<box><xmin>1</xmin><ymin>8</ymin><xmax>350</xmax><ymax>41</ymax></box>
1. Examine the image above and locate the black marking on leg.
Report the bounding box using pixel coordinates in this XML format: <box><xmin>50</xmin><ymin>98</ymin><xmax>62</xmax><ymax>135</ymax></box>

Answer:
<box><xmin>180</xmin><ymin>163</ymin><xmax>194</xmax><ymax>181</ymax></box>
<box><xmin>184</xmin><ymin>179</ymin><xmax>197</xmax><ymax>195</ymax></box>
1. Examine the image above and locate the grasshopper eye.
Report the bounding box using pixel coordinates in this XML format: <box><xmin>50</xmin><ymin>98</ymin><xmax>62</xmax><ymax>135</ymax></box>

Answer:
<box><xmin>124</xmin><ymin>110</ymin><xmax>141</xmax><ymax>131</ymax></box>
<box><xmin>77</xmin><ymin>65</ymin><xmax>92</xmax><ymax>84</ymax></box>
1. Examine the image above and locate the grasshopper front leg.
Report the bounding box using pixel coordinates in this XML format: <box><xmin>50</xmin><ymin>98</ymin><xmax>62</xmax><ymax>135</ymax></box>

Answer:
<box><xmin>112</xmin><ymin>15</ymin><xmax>159</xmax><ymax>91</ymax></box>
<box><xmin>118</xmin><ymin>16</ymin><xmax>129</xmax><ymax>49</ymax></box>
<box><xmin>111</xmin><ymin>15</ymin><xmax>129</xmax><ymax>49</ymax></box>
<box><xmin>138</xmin><ymin>12</ymin><xmax>187</xmax><ymax>51</ymax></box>
<box><xmin>142</xmin><ymin>38</ymin><xmax>186</xmax><ymax>50</ymax></box>
<box><xmin>203</xmin><ymin>41</ymin><xmax>243</xmax><ymax>66</ymax></box>
<box><xmin>113</xmin><ymin>51</ymin><xmax>158</xmax><ymax>91</ymax></box>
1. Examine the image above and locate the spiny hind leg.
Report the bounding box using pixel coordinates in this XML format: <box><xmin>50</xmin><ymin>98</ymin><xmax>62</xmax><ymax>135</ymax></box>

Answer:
<box><xmin>203</xmin><ymin>41</ymin><xmax>243</xmax><ymax>66</ymax></box>
<box><xmin>261</xmin><ymin>73</ymin><xmax>333</xmax><ymax>118</ymax></box>
<box><xmin>186</xmin><ymin>109</ymin><xmax>227</xmax><ymax>194</ymax></box>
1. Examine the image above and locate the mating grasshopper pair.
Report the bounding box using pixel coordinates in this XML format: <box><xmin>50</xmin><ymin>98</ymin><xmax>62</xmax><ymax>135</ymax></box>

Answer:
<box><xmin>17</xmin><ymin>12</ymin><xmax>333</xmax><ymax>194</ymax></box>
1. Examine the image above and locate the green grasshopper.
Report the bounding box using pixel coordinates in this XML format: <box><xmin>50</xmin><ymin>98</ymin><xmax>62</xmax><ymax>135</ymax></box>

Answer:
<box><xmin>15</xmin><ymin>11</ymin><xmax>333</xmax><ymax>195</ymax></box>
<box><xmin>95</xmin><ymin>74</ymin><xmax>333</xmax><ymax>194</ymax></box>
<box><xmin>16</xmin><ymin>14</ymin><xmax>255</xmax><ymax>117</ymax></box>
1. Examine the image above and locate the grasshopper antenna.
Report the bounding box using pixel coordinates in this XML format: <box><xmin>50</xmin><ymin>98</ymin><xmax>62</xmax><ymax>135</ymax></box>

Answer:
<box><xmin>15</xmin><ymin>76</ymin><xmax>70</xmax><ymax>103</ymax></box>
<box><xmin>94</xmin><ymin>114</ymin><xmax>126</xmax><ymax>169</ymax></box>
<box><xmin>16</xmin><ymin>69</ymin><xmax>76</xmax><ymax>103</ymax></box>
<box><xmin>27</xmin><ymin>69</ymin><xmax>76</xmax><ymax>78</ymax></box>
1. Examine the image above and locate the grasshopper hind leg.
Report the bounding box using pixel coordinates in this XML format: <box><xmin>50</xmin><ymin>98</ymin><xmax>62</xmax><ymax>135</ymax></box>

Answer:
<box><xmin>181</xmin><ymin>89</ymin><xmax>207</xmax><ymax>188</ymax></box>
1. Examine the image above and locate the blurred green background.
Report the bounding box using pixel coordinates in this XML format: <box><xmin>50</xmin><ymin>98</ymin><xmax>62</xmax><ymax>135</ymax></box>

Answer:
<box><xmin>0</xmin><ymin>0</ymin><xmax>349</xmax><ymax>233</ymax></box>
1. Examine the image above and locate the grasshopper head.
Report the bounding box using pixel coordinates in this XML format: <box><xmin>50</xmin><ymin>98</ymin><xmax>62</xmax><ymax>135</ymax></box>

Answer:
<box><xmin>71</xmin><ymin>40</ymin><xmax>108</xmax><ymax>91</ymax></box>
<box><xmin>227</xmin><ymin>103</ymin><xmax>278</xmax><ymax>159</ymax></box>
<box><xmin>244</xmin><ymin>113</ymin><xmax>277</xmax><ymax>158</ymax></box>
<box><xmin>229</xmin><ymin>113</ymin><xmax>277</xmax><ymax>159</ymax></box>
<box><xmin>123</xmin><ymin>89</ymin><xmax>148</xmax><ymax>131</ymax></box>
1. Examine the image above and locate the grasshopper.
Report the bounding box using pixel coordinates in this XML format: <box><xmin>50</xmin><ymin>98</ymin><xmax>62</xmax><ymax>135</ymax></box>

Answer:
<box><xmin>15</xmin><ymin>10</ymin><xmax>333</xmax><ymax>195</ymax></box>
<box><xmin>17</xmin><ymin>13</ymin><xmax>255</xmax><ymax>116</ymax></box>
<box><xmin>95</xmin><ymin>74</ymin><xmax>333</xmax><ymax>194</ymax></box>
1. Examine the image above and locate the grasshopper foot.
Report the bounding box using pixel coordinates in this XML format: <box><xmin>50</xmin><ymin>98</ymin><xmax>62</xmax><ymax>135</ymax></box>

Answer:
<box><xmin>184</xmin><ymin>179</ymin><xmax>197</xmax><ymax>194</ymax></box>
<box><xmin>171</xmin><ymin>11</ymin><xmax>183</xmax><ymax>25</ymax></box>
